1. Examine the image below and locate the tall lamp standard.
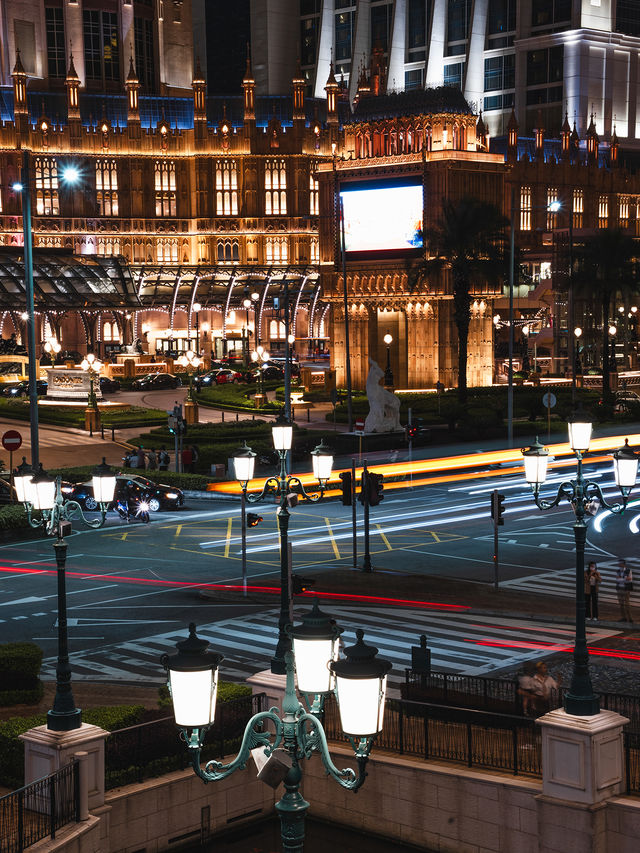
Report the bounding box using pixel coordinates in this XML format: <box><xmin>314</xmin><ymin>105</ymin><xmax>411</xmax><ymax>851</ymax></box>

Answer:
<box><xmin>235</xmin><ymin>416</ymin><xmax>334</xmax><ymax>674</ymax></box>
<box><xmin>251</xmin><ymin>290</ymin><xmax>261</xmax><ymax>346</ymax></box>
<box><xmin>232</xmin><ymin>442</ymin><xmax>256</xmax><ymax>597</ymax></box>
<box><xmin>243</xmin><ymin>297</ymin><xmax>252</xmax><ymax>363</ymax></box>
<box><xmin>14</xmin><ymin>459</ymin><xmax>116</xmax><ymax>730</ymax></box>
<box><xmin>80</xmin><ymin>353</ymin><xmax>103</xmax><ymax>432</ymax></box>
<box><xmin>177</xmin><ymin>349</ymin><xmax>202</xmax><ymax>425</ymax></box>
<box><xmin>250</xmin><ymin>345</ymin><xmax>269</xmax><ymax>403</ymax></box>
<box><xmin>522</xmin><ymin>418</ymin><xmax>638</xmax><ymax>716</ymax></box>
<box><xmin>44</xmin><ymin>336</ymin><xmax>61</xmax><ymax>369</ymax></box>
<box><xmin>383</xmin><ymin>333</ymin><xmax>394</xmax><ymax>387</ymax></box>
<box><xmin>162</xmin><ymin>609</ymin><xmax>391</xmax><ymax>853</ymax></box>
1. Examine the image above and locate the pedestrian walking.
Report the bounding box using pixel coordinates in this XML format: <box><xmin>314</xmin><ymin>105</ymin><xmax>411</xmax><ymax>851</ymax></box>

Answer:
<box><xmin>584</xmin><ymin>561</ymin><xmax>602</xmax><ymax>621</ymax></box>
<box><xmin>146</xmin><ymin>449</ymin><xmax>157</xmax><ymax>470</ymax></box>
<box><xmin>137</xmin><ymin>446</ymin><xmax>146</xmax><ymax>470</ymax></box>
<box><xmin>615</xmin><ymin>559</ymin><xmax>633</xmax><ymax>623</ymax></box>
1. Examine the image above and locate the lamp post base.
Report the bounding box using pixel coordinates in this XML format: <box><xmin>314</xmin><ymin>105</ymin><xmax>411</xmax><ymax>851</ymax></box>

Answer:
<box><xmin>184</xmin><ymin>399</ymin><xmax>199</xmax><ymax>424</ymax></box>
<box><xmin>84</xmin><ymin>407</ymin><xmax>100</xmax><ymax>432</ymax></box>
<box><xmin>46</xmin><ymin>707</ymin><xmax>82</xmax><ymax>732</ymax></box>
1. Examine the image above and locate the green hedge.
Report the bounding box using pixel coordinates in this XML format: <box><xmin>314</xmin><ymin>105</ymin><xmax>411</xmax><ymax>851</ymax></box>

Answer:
<box><xmin>0</xmin><ymin>705</ymin><xmax>147</xmax><ymax>790</ymax></box>
<box><xmin>0</xmin><ymin>505</ymin><xmax>31</xmax><ymax>531</ymax></box>
<box><xmin>196</xmin><ymin>382</ymin><xmax>280</xmax><ymax>413</ymax></box>
<box><xmin>0</xmin><ymin>398</ymin><xmax>167</xmax><ymax>429</ymax></box>
<box><xmin>157</xmin><ymin>681</ymin><xmax>250</xmax><ymax>708</ymax></box>
<box><xmin>0</xmin><ymin>642</ymin><xmax>43</xmax><ymax>706</ymax></box>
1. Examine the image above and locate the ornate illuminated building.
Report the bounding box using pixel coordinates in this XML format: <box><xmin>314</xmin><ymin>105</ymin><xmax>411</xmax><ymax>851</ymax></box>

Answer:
<box><xmin>0</xmin><ymin>0</ymin><xmax>638</xmax><ymax>390</ymax></box>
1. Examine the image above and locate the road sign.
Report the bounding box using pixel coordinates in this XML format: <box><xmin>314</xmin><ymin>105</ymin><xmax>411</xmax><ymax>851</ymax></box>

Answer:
<box><xmin>2</xmin><ymin>430</ymin><xmax>22</xmax><ymax>452</ymax></box>
<box><xmin>355</xmin><ymin>417</ymin><xmax>365</xmax><ymax>432</ymax></box>
<box><xmin>542</xmin><ymin>392</ymin><xmax>557</xmax><ymax>408</ymax></box>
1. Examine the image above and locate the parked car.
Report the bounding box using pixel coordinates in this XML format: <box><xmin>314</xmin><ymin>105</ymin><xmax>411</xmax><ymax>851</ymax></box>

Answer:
<box><xmin>61</xmin><ymin>475</ymin><xmax>184</xmax><ymax>512</ymax></box>
<box><xmin>193</xmin><ymin>371</ymin><xmax>218</xmax><ymax>391</ymax></box>
<box><xmin>99</xmin><ymin>376</ymin><xmax>121</xmax><ymax>394</ymax></box>
<box><xmin>1</xmin><ymin>380</ymin><xmax>48</xmax><ymax>397</ymax></box>
<box><xmin>131</xmin><ymin>372</ymin><xmax>182</xmax><ymax>391</ymax></box>
<box><xmin>614</xmin><ymin>390</ymin><xmax>640</xmax><ymax>413</ymax></box>
<box><xmin>266</xmin><ymin>358</ymin><xmax>301</xmax><ymax>377</ymax></box>
<box><xmin>213</xmin><ymin>368</ymin><xmax>243</xmax><ymax>384</ymax></box>
<box><xmin>255</xmin><ymin>364</ymin><xmax>285</xmax><ymax>382</ymax></box>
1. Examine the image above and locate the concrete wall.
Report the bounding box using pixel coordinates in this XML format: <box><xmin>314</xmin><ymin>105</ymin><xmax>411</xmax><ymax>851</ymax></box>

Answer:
<box><xmin>22</xmin><ymin>748</ymin><xmax>640</xmax><ymax>853</ymax></box>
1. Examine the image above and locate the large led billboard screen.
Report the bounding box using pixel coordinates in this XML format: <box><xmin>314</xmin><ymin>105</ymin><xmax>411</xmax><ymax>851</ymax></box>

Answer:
<box><xmin>340</xmin><ymin>181</ymin><xmax>423</xmax><ymax>255</ymax></box>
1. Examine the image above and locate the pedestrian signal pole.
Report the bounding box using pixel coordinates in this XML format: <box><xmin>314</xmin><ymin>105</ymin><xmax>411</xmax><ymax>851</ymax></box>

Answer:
<box><xmin>361</xmin><ymin>462</ymin><xmax>372</xmax><ymax>572</ymax></box>
<box><xmin>490</xmin><ymin>489</ymin><xmax>506</xmax><ymax>589</ymax></box>
<box><xmin>351</xmin><ymin>457</ymin><xmax>357</xmax><ymax>568</ymax></box>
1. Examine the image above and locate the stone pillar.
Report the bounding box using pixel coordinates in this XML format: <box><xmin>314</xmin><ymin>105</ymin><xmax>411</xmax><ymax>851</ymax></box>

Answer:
<box><xmin>184</xmin><ymin>399</ymin><xmax>199</xmax><ymax>424</ymax></box>
<box><xmin>84</xmin><ymin>407</ymin><xmax>100</xmax><ymax>432</ymax></box>
<box><xmin>247</xmin><ymin>670</ymin><xmax>286</xmax><ymax>712</ymax></box>
<box><xmin>536</xmin><ymin>709</ymin><xmax>628</xmax><ymax>852</ymax></box>
<box><xmin>20</xmin><ymin>724</ymin><xmax>109</xmax><ymax>810</ymax></box>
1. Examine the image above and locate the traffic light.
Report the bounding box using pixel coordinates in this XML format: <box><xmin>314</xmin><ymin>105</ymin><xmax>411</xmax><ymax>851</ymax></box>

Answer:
<box><xmin>247</xmin><ymin>513</ymin><xmax>263</xmax><ymax>527</ymax></box>
<box><xmin>339</xmin><ymin>471</ymin><xmax>352</xmax><ymax>506</ymax></box>
<box><xmin>368</xmin><ymin>472</ymin><xmax>384</xmax><ymax>506</ymax></box>
<box><xmin>490</xmin><ymin>491</ymin><xmax>506</xmax><ymax>526</ymax></box>
<box><xmin>406</xmin><ymin>424</ymin><xmax>417</xmax><ymax>441</ymax></box>
<box><xmin>291</xmin><ymin>575</ymin><xmax>315</xmax><ymax>594</ymax></box>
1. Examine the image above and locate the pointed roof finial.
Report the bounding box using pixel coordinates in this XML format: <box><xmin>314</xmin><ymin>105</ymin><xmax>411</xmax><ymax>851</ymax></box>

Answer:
<box><xmin>127</xmin><ymin>55</ymin><xmax>138</xmax><ymax>82</ymax></box>
<box><xmin>12</xmin><ymin>48</ymin><xmax>25</xmax><ymax>75</ymax></box>
<box><xmin>562</xmin><ymin>110</ymin><xmax>571</xmax><ymax>134</ymax></box>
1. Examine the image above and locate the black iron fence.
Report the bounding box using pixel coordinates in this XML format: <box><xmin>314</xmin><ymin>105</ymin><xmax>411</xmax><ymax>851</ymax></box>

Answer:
<box><xmin>404</xmin><ymin>670</ymin><xmax>640</xmax><ymax>731</ymax></box>
<box><xmin>323</xmin><ymin>697</ymin><xmax>542</xmax><ymax>778</ymax></box>
<box><xmin>104</xmin><ymin>693</ymin><xmax>267</xmax><ymax>790</ymax></box>
<box><xmin>626</xmin><ymin>732</ymin><xmax>640</xmax><ymax>794</ymax></box>
<box><xmin>0</xmin><ymin>761</ymin><xmax>79</xmax><ymax>853</ymax></box>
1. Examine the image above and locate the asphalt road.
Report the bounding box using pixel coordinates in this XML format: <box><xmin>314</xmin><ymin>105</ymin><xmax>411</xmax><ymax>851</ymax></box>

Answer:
<box><xmin>0</xmin><ymin>457</ymin><xmax>637</xmax><ymax>686</ymax></box>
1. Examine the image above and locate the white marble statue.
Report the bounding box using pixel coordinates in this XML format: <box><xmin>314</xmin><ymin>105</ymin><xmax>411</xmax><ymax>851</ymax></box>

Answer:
<box><xmin>364</xmin><ymin>358</ymin><xmax>401</xmax><ymax>433</ymax></box>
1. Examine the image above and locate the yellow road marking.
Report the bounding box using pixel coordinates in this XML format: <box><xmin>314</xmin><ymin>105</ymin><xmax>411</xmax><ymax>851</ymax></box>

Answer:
<box><xmin>119</xmin><ymin>531</ymin><xmax>128</xmax><ymax>541</ymax></box>
<box><xmin>430</xmin><ymin>531</ymin><xmax>441</xmax><ymax>543</ymax></box>
<box><xmin>224</xmin><ymin>517</ymin><xmax>233</xmax><ymax>558</ymax></box>
<box><xmin>376</xmin><ymin>524</ymin><xmax>393</xmax><ymax>551</ymax></box>
<box><xmin>325</xmin><ymin>518</ymin><xmax>340</xmax><ymax>559</ymax></box>
<box><xmin>174</xmin><ymin>524</ymin><xmax>182</xmax><ymax>538</ymax></box>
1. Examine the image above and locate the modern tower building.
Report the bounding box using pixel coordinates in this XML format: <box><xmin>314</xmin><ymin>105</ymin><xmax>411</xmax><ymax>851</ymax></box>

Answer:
<box><xmin>253</xmin><ymin>1</ymin><xmax>640</xmax><ymax>148</ymax></box>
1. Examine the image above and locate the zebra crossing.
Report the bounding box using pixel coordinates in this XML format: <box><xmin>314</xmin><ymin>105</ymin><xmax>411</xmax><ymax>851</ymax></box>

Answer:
<box><xmin>500</xmin><ymin>558</ymin><xmax>640</xmax><ymax>608</ymax></box>
<box><xmin>41</xmin><ymin>604</ymin><xmax>621</xmax><ymax>690</ymax></box>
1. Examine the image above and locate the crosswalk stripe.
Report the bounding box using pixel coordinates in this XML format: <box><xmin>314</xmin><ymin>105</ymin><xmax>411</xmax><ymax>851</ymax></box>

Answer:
<box><xmin>41</xmin><ymin>603</ymin><xmax>622</xmax><ymax>688</ymax></box>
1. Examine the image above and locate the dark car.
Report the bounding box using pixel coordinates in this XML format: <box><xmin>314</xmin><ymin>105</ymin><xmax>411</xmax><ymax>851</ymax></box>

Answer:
<box><xmin>61</xmin><ymin>475</ymin><xmax>184</xmax><ymax>513</ymax></box>
<box><xmin>255</xmin><ymin>365</ymin><xmax>285</xmax><ymax>382</ymax></box>
<box><xmin>266</xmin><ymin>358</ymin><xmax>301</xmax><ymax>377</ymax></box>
<box><xmin>99</xmin><ymin>376</ymin><xmax>121</xmax><ymax>394</ymax></box>
<box><xmin>1</xmin><ymin>380</ymin><xmax>48</xmax><ymax>397</ymax></box>
<box><xmin>131</xmin><ymin>372</ymin><xmax>182</xmax><ymax>391</ymax></box>
<box><xmin>193</xmin><ymin>370</ymin><xmax>220</xmax><ymax>391</ymax></box>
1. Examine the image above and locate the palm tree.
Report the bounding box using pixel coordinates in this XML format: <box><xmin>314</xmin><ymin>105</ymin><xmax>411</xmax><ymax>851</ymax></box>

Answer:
<box><xmin>411</xmin><ymin>197</ymin><xmax>507</xmax><ymax>403</ymax></box>
<box><xmin>573</xmin><ymin>228</ymin><xmax>638</xmax><ymax>399</ymax></box>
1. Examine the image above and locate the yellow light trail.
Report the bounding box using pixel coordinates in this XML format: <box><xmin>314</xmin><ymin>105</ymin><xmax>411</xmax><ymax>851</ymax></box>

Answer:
<box><xmin>205</xmin><ymin>433</ymin><xmax>640</xmax><ymax>497</ymax></box>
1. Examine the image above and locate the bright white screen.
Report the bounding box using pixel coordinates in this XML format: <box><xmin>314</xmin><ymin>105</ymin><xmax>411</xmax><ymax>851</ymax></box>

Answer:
<box><xmin>341</xmin><ymin>185</ymin><xmax>423</xmax><ymax>253</ymax></box>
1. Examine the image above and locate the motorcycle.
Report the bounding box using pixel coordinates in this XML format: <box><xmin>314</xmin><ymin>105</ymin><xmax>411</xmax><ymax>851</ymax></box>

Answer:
<box><xmin>115</xmin><ymin>491</ymin><xmax>151</xmax><ymax>524</ymax></box>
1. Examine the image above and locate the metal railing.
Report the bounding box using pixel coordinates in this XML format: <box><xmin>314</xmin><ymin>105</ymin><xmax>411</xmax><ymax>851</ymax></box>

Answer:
<box><xmin>104</xmin><ymin>693</ymin><xmax>267</xmax><ymax>789</ymax></box>
<box><xmin>0</xmin><ymin>761</ymin><xmax>79</xmax><ymax>853</ymax></box>
<box><xmin>323</xmin><ymin>697</ymin><xmax>542</xmax><ymax>778</ymax></box>
<box><xmin>405</xmin><ymin>670</ymin><xmax>640</xmax><ymax>730</ymax></box>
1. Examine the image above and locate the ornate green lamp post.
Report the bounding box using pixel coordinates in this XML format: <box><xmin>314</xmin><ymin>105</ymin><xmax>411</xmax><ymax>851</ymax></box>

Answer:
<box><xmin>162</xmin><ymin>606</ymin><xmax>391</xmax><ymax>852</ymax></box>
<box><xmin>522</xmin><ymin>417</ymin><xmax>638</xmax><ymax>716</ymax></box>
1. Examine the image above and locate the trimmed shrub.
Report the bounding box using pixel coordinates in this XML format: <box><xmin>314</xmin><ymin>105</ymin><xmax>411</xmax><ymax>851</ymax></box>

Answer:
<box><xmin>0</xmin><ymin>642</ymin><xmax>43</xmax><ymax>706</ymax></box>
<box><xmin>0</xmin><ymin>505</ymin><xmax>31</xmax><ymax>531</ymax></box>
<box><xmin>0</xmin><ymin>705</ymin><xmax>147</xmax><ymax>790</ymax></box>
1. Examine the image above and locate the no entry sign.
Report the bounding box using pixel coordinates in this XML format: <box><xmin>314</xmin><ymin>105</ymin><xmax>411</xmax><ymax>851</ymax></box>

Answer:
<box><xmin>2</xmin><ymin>430</ymin><xmax>22</xmax><ymax>452</ymax></box>
<box><xmin>355</xmin><ymin>418</ymin><xmax>365</xmax><ymax>432</ymax></box>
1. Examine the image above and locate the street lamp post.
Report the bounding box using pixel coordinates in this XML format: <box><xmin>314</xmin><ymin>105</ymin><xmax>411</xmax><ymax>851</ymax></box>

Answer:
<box><xmin>521</xmin><ymin>419</ymin><xmax>638</xmax><ymax>716</ymax></box>
<box><xmin>251</xmin><ymin>291</ymin><xmax>260</xmax><ymax>346</ymax></box>
<box><xmin>14</xmin><ymin>459</ymin><xmax>116</xmax><ymax>730</ymax></box>
<box><xmin>383</xmin><ymin>334</ymin><xmax>394</xmax><ymax>387</ymax></box>
<box><xmin>177</xmin><ymin>349</ymin><xmax>202</xmax><ymax>425</ymax></box>
<box><xmin>12</xmin><ymin>152</ymin><xmax>40</xmax><ymax>468</ymax></box>
<box><xmin>234</xmin><ymin>416</ymin><xmax>333</xmax><ymax>674</ymax></box>
<box><xmin>232</xmin><ymin>442</ymin><xmax>256</xmax><ymax>597</ymax></box>
<box><xmin>162</xmin><ymin>608</ymin><xmax>391</xmax><ymax>853</ymax></box>
<box><xmin>250</xmin><ymin>345</ymin><xmax>269</xmax><ymax>403</ymax></box>
<box><xmin>243</xmin><ymin>297</ymin><xmax>252</xmax><ymax>363</ymax></box>
<box><xmin>44</xmin><ymin>336</ymin><xmax>61</xmax><ymax>369</ymax></box>
<box><xmin>80</xmin><ymin>353</ymin><xmax>103</xmax><ymax>432</ymax></box>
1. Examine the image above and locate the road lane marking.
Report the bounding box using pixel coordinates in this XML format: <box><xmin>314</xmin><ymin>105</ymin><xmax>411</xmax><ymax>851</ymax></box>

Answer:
<box><xmin>376</xmin><ymin>525</ymin><xmax>392</xmax><ymax>551</ymax></box>
<box><xmin>224</xmin><ymin>517</ymin><xmax>233</xmax><ymax>559</ymax></box>
<box><xmin>325</xmin><ymin>518</ymin><xmax>340</xmax><ymax>559</ymax></box>
<box><xmin>174</xmin><ymin>524</ymin><xmax>182</xmax><ymax>538</ymax></box>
